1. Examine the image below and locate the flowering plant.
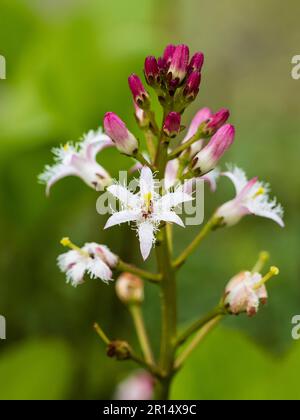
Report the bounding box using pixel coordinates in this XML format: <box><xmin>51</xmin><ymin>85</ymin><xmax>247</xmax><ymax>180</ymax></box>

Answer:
<box><xmin>39</xmin><ymin>44</ymin><xmax>283</xmax><ymax>400</ymax></box>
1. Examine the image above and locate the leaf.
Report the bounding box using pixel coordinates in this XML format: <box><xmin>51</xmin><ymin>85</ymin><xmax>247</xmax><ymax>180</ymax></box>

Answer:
<box><xmin>0</xmin><ymin>339</ymin><xmax>74</xmax><ymax>400</ymax></box>
<box><xmin>171</xmin><ymin>326</ymin><xmax>300</xmax><ymax>400</ymax></box>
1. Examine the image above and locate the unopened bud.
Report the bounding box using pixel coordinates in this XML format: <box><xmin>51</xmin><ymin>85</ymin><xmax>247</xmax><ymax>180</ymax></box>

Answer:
<box><xmin>167</xmin><ymin>44</ymin><xmax>189</xmax><ymax>86</ymax></box>
<box><xmin>128</xmin><ymin>74</ymin><xmax>150</xmax><ymax>109</ymax></box>
<box><xmin>192</xmin><ymin>124</ymin><xmax>235</xmax><ymax>174</ymax></box>
<box><xmin>104</xmin><ymin>112</ymin><xmax>139</xmax><ymax>156</ymax></box>
<box><xmin>204</xmin><ymin>108</ymin><xmax>230</xmax><ymax>135</ymax></box>
<box><xmin>163</xmin><ymin>112</ymin><xmax>181</xmax><ymax>138</ymax></box>
<box><xmin>107</xmin><ymin>340</ymin><xmax>131</xmax><ymax>360</ymax></box>
<box><xmin>116</xmin><ymin>272</ymin><xmax>144</xmax><ymax>305</ymax></box>
<box><xmin>188</xmin><ymin>52</ymin><xmax>204</xmax><ymax>74</ymax></box>
<box><xmin>144</xmin><ymin>56</ymin><xmax>160</xmax><ymax>86</ymax></box>
<box><xmin>183</xmin><ymin>71</ymin><xmax>201</xmax><ymax>101</ymax></box>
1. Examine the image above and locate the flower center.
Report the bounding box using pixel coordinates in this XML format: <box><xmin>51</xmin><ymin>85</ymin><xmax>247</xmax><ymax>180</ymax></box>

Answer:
<box><xmin>143</xmin><ymin>192</ymin><xmax>153</xmax><ymax>213</ymax></box>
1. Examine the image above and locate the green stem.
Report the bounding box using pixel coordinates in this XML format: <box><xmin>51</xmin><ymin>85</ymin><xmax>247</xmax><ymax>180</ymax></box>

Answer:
<box><xmin>168</xmin><ymin>133</ymin><xmax>199</xmax><ymax>160</ymax></box>
<box><xmin>129</xmin><ymin>304</ymin><xmax>155</xmax><ymax>366</ymax></box>
<box><xmin>155</xmin><ymin>226</ymin><xmax>177</xmax><ymax>399</ymax></box>
<box><xmin>173</xmin><ymin>216</ymin><xmax>219</xmax><ymax>269</ymax></box>
<box><xmin>174</xmin><ymin>315</ymin><xmax>223</xmax><ymax>370</ymax></box>
<box><xmin>117</xmin><ymin>259</ymin><xmax>161</xmax><ymax>283</ymax></box>
<box><xmin>176</xmin><ymin>306</ymin><xmax>224</xmax><ymax>347</ymax></box>
<box><xmin>143</xmin><ymin>129</ymin><xmax>157</xmax><ymax>162</ymax></box>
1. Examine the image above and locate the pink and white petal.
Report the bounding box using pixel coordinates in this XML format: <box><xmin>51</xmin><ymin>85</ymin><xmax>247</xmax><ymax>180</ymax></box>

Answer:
<box><xmin>87</xmin><ymin>258</ymin><xmax>113</xmax><ymax>283</ymax></box>
<box><xmin>107</xmin><ymin>184</ymin><xmax>139</xmax><ymax>208</ymax></box>
<box><xmin>200</xmin><ymin>168</ymin><xmax>220</xmax><ymax>192</ymax></box>
<box><xmin>66</xmin><ymin>261</ymin><xmax>87</xmax><ymax>286</ymax></box>
<box><xmin>138</xmin><ymin>222</ymin><xmax>154</xmax><ymax>260</ymax></box>
<box><xmin>96</xmin><ymin>245</ymin><xmax>118</xmax><ymax>268</ymax></box>
<box><xmin>57</xmin><ymin>250</ymin><xmax>80</xmax><ymax>272</ymax></box>
<box><xmin>83</xmin><ymin>130</ymin><xmax>114</xmax><ymax>160</ymax></box>
<box><xmin>139</xmin><ymin>166</ymin><xmax>154</xmax><ymax>197</ymax></box>
<box><xmin>104</xmin><ymin>210</ymin><xmax>139</xmax><ymax>229</ymax></box>
<box><xmin>245</xmin><ymin>203</ymin><xmax>284</xmax><ymax>227</ymax></box>
<box><xmin>39</xmin><ymin>164</ymin><xmax>78</xmax><ymax>196</ymax></box>
<box><xmin>222</xmin><ymin>166</ymin><xmax>249</xmax><ymax>195</ymax></box>
<box><xmin>157</xmin><ymin>211</ymin><xmax>185</xmax><ymax>227</ymax></box>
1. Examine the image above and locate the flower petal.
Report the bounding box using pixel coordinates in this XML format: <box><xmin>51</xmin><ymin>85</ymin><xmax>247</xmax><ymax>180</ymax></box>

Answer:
<box><xmin>157</xmin><ymin>211</ymin><xmax>185</xmax><ymax>227</ymax></box>
<box><xmin>104</xmin><ymin>210</ymin><xmax>139</xmax><ymax>229</ymax></box>
<box><xmin>107</xmin><ymin>184</ymin><xmax>139</xmax><ymax>208</ymax></box>
<box><xmin>39</xmin><ymin>164</ymin><xmax>78</xmax><ymax>196</ymax></box>
<box><xmin>156</xmin><ymin>190</ymin><xmax>193</xmax><ymax>211</ymax></box>
<box><xmin>138</xmin><ymin>222</ymin><xmax>154</xmax><ymax>260</ymax></box>
<box><xmin>87</xmin><ymin>258</ymin><xmax>113</xmax><ymax>284</ymax></box>
<box><xmin>222</xmin><ymin>165</ymin><xmax>249</xmax><ymax>195</ymax></box>
<box><xmin>139</xmin><ymin>166</ymin><xmax>154</xmax><ymax>197</ymax></box>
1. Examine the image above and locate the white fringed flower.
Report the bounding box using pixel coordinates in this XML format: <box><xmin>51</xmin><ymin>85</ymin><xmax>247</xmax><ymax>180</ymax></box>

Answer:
<box><xmin>224</xmin><ymin>267</ymin><xmax>279</xmax><ymax>316</ymax></box>
<box><xmin>104</xmin><ymin>166</ymin><xmax>193</xmax><ymax>260</ymax></box>
<box><xmin>57</xmin><ymin>237</ymin><xmax>118</xmax><ymax>287</ymax></box>
<box><xmin>39</xmin><ymin>128</ymin><xmax>113</xmax><ymax>194</ymax></box>
<box><xmin>216</xmin><ymin>165</ymin><xmax>284</xmax><ymax>227</ymax></box>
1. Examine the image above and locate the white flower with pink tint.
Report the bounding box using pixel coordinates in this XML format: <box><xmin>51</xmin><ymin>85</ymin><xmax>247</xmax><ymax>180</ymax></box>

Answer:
<box><xmin>57</xmin><ymin>237</ymin><xmax>118</xmax><ymax>287</ymax></box>
<box><xmin>224</xmin><ymin>267</ymin><xmax>279</xmax><ymax>316</ymax></box>
<box><xmin>39</xmin><ymin>128</ymin><xmax>112</xmax><ymax>194</ymax></box>
<box><xmin>216</xmin><ymin>165</ymin><xmax>284</xmax><ymax>227</ymax></box>
<box><xmin>104</xmin><ymin>166</ymin><xmax>193</xmax><ymax>260</ymax></box>
<box><xmin>114</xmin><ymin>370</ymin><xmax>154</xmax><ymax>400</ymax></box>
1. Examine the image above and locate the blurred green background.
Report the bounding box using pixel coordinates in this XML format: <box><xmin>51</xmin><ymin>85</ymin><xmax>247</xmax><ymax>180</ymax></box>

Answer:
<box><xmin>0</xmin><ymin>0</ymin><xmax>299</xmax><ymax>400</ymax></box>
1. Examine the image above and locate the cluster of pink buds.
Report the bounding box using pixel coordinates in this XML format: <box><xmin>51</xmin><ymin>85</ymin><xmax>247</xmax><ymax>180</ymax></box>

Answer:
<box><xmin>143</xmin><ymin>44</ymin><xmax>203</xmax><ymax>106</ymax></box>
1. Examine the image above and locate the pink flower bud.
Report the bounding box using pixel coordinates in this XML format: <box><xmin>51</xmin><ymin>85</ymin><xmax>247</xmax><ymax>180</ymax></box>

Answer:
<box><xmin>163</xmin><ymin>44</ymin><xmax>176</xmax><ymax>66</ymax></box>
<box><xmin>114</xmin><ymin>370</ymin><xmax>154</xmax><ymax>400</ymax></box>
<box><xmin>168</xmin><ymin>44</ymin><xmax>190</xmax><ymax>85</ymax></box>
<box><xmin>183</xmin><ymin>107</ymin><xmax>212</xmax><ymax>141</ymax></box>
<box><xmin>128</xmin><ymin>74</ymin><xmax>149</xmax><ymax>109</ymax></box>
<box><xmin>116</xmin><ymin>272</ymin><xmax>144</xmax><ymax>305</ymax></box>
<box><xmin>205</xmin><ymin>108</ymin><xmax>230</xmax><ymax>134</ymax></box>
<box><xmin>104</xmin><ymin>112</ymin><xmax>139</xmax><ymax>156</ymax></box>
<box><xmin>188</xmin><ymin>52</ymin><xmax>204</xmax><ymax>74</ymax></box>
<box><xmin>163</xmin><ymin>112</ymin><xmax>181</xmax><ymax>138</ymax></box>
<box><xmin>192</xmin><ymin>124</ymin><xmax>235</xmax><ymax>174</ymax></box>
<box><xmin>144</xmin><ymin>56</ymin><xmax>160</xmax><ymax>85</ymax></box>
<box><xmin>183</xmin><ymin>71</ymin><xmax>201</xmax><ymax>100</ymax></box>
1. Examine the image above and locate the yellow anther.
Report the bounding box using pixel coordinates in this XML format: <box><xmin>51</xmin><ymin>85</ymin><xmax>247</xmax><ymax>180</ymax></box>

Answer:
<box><xmin>60</xmin><ymin>237</ymin><xmax>89</xmax><ymax>257</ymax></box>
<box><xmin>270</xmin><ymin>266</ymin><xmax>279</xmax><ymax>275</ymax></box>
<box><xmin>61</xmin><ymin>237</ymin><xmax>71</xmax><ymax>247</ymax></box>
<box><xmin>253</xmin><ymin>266</ymin><xmax>280</xmax><ymax>290</ymax></box>
<box><xmin>63</xmin><ymin>143</ymin><xmax>69</xmax><ymax>151</ymax></box>
<box><xmin>143</xmin><ymin>192</ymin><xmax>152</xmax><ymax>211</ymax></box>
<box><xmin>252</xmin><ymin>187</ymin><xmax>265</xmax><ymax>199</ymax></box>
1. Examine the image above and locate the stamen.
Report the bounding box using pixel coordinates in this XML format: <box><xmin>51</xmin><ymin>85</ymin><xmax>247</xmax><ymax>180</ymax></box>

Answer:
<box><xmin>253</xmin><ymin>266</ymin><xmax>279</xmax><ymax>290</ymax></box>
<box><xmin>252</xmin><ymin>187</ymin><xmax>265</xmax><ymax>199</ymax></box>
<box><xmin>63</xmin><ymin>143</ymin><xmax>69</xmax><ymax>151</ymax></box>
<box><xmin>60</xmin><ymin>237</ymin><xmax>89</xmax><ymax>257</ymax></box>
<box><xmin>143</xmin><ymin>192</ymin><xmax>152</xmax><ymax>212</ymax></box>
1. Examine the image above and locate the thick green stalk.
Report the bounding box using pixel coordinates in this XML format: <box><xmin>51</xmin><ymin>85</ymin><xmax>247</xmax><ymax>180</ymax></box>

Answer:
<box><xmin>155</xmin><ymin>226</ymin><xmax>177</xmax><ymax>399</ymax></box>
